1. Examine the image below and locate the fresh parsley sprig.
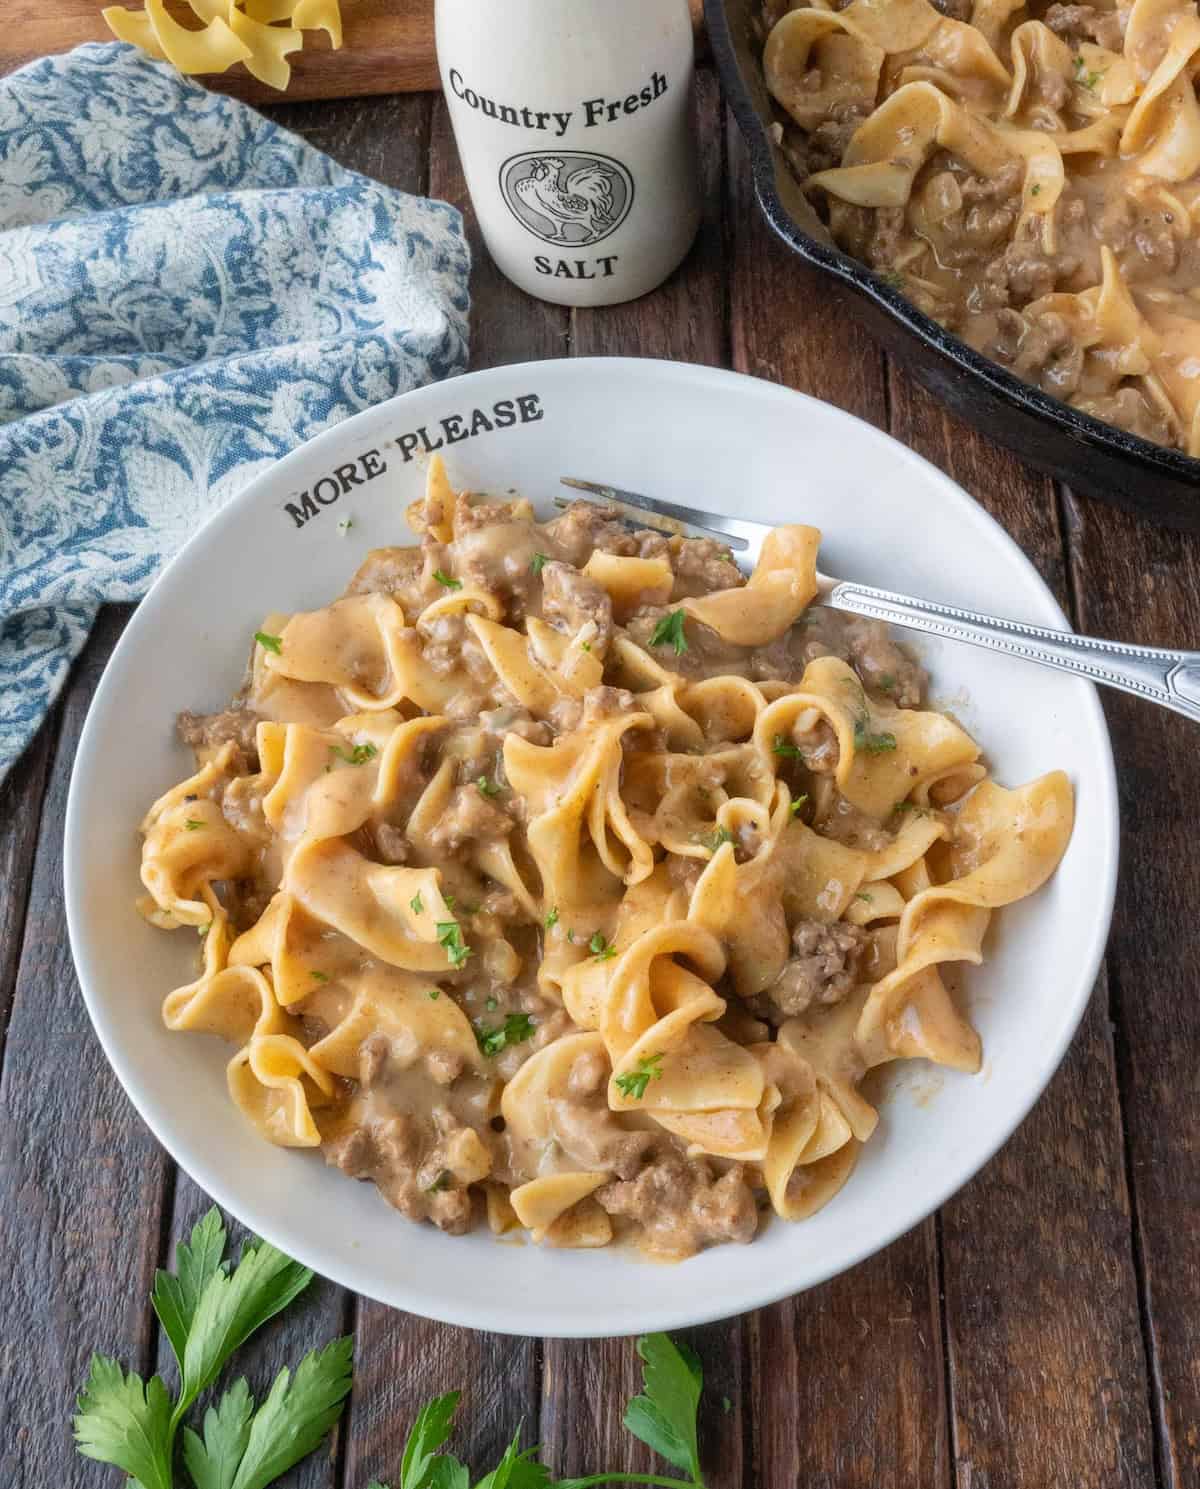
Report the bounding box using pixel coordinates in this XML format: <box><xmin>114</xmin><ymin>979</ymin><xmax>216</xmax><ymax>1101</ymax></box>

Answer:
<box><xmin>74</xmin><ymin>1208</ymin><xmax>352</xmax><ymax>1489</ymax></box>
<box><xmin>648</xmin><ymin>610</ymin><xmax>689</xmax><ymax>657</ymax></box>
<box><xmin>614</xmin><ymin>1053</ymin><xmax>663</xmax><ymax>1101</ymax></box>
<box><xmin>370</xmin><ymin>1332</ymin><xmax>708</xmax><ymax>1489</ymax></box>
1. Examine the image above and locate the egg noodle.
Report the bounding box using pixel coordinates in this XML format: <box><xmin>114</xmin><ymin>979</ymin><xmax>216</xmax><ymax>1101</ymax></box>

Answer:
<box><xmin>761</xmin><ymin>0</ymin><xmax>1200</xmax><ymax>454</ymax></box>
<box><xmin>137</xmin><ymin>460</ymin><xmax>1073</xmax><ymax>1258</ymax></box>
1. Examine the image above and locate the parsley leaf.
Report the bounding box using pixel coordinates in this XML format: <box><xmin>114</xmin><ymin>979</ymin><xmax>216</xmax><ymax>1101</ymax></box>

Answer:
<box><xmin>623</xmin><ymin>1334</ymin><xmax>706</xmax><ymax>1485</ymax></box>
<box><xmin>531</xmin><ymin>552</ymin><xmax>548</xmax><ymax>576</ymax></box>
<box><xmin>475</xmin><ymin>1429</ymin><xmax>553</xmax><ymax>1489</ymax></box>
<box><xmin>425</xmin><ymin>1170</ymin><xmax>453</xmax><ymax>1193</ymax></box>
<box><xmin>178</xmin><ymin>1237</ymin><xmax>313</xmax><ymax>1420</ymax></box>
<box><xmin>544</xmin><ymin>906</ymin><xmax>559</xmax><ymax>930</ymax></box>
<box><xmin>217</xmin><ymin>1338</ymin><xmax>353</xmax><ymax>1489</ymax></box>
<box><xmin>410</xmin><ymin>892</ymin><xmax>424</xmax><ymax>915</ymax></box>
<box><xmin>181</xmin><ymin>1376</ymin><xmax>255</xmax><ymax>1489</ymax></box>
<box><xmin>789</xmin><ymin>794</ymin><xmax>808</xmax><ymax>818</ymax></box>
<box><xmin>185</xmin><ymin>818</ymin><xmax>205</xmax><ymax>831</ymax></box>
<box><xmin>852</xmin><ymin>720</ymin><xmax>897</xmax><ymax>755</ymax></box>
<box><xmin>397</xmin><ymin>1389</ymin><xmax>463</xmax><ymax>1489</ymax></box>
<box><xmin>476</xmin><ymin>776</ymin><xmax>501</xmax><ymax>798</ymax></box>
<box><xmin>694</xmin><ymin>826</ymin><xmax>732</xmax><ymax>855</ymax></box>
<box><xmin>329</xmin><ymin>741</ymin><xmax>378</xmax><ymax>766</ymax></box>
<box><xmin>476</xmin><ymin>1013</ymin><xmax>536</xmax><ymax>1058</ymax></box>
<box><xmin>428</xmin><ymin>988</ymin><xmax>441</xmax><ymax>1000</ymax></box>
<box><xmin>437</xmin><ymin>921</ymin><xmax>472</xmax><ymax>968</ymax></box>
<box><xmin>433</xmin><ymin>569</ymin><xmax>462</xmax><ymax>590</ymax></box>
<box><xmin>254</xmin><ymin>632</ymin><xmax>282</xmax><ymax>655</ymax></box>
<box><xmin>73</xmin><ymin>1356</ymin><xmax>174</xmax><ymax>1489</ymax></box>
<box><xmin>1072</xmin><ymin>54</ymin><xmax>1102</xmax><ymax>88</ymax></box>
<box><xmin>614</xmin><ymin>1053</ymin><xmax>663</xmax><ymax>1101</ymax></box>
<box><xmin>771</xmin><ymin>734</ymin><xmax>803</xmax><ymax>760</ymax></box>
<box><xmin>648</xmin><ymin>609</ymin><xmax>688</xmax><ymax>656</ymax></box>
<box><xmin>152</xmin><ymin>1207</ymin><xmax>228</xmax><ymax>1376</ymax></box>
<box><xmin>589</xmin><ymin>932</ymin><xmax>618</xmax><ymax>961</ymax></box>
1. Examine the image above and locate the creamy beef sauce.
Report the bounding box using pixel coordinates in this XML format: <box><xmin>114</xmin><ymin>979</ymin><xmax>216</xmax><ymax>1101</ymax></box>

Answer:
<box><xmin>178</xmin><ymin>499</ymin><xmax>927</xmax><ymax>1259</ymax></box>
<box><xmin>759</xmin><ymin>0</ymin><xmax>1200</xmax><ymax>453</ymax></box>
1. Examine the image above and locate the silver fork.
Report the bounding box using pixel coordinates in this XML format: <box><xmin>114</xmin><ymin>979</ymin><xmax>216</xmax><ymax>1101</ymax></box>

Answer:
<box><xmin>559</xmin><ymin>476</ymin><xmax>1200</xmax><ymax>725</ymax></box>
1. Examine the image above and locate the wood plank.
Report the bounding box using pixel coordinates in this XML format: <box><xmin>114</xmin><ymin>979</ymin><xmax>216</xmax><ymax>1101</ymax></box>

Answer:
<box><xmin>1</xmin><ymin>2</ymin><xmax>704</xmax><ymax>101</ymax></box>
<box><xmin>0</xmin><ymin>606</ymin><xmax>175</xmax><ymax>1486</ymax></box>
<box><xmin>727</xmin><ymin>106</ymin><xmax>949</xmax><ymax>1489</ymax></box>
<box><xmin>887</xmin><ymin>371</ymin><xmax>1158</xmax><ymax>1489</ymax></box>
<box><xmin>1061</xmin><ymin>485</ymin><xmax>1200</xmax><ymax>1489</ymax></box>
<box><xmin>0</xmin><ymin>713</ymin><xmax>56</xmax><ymax>1064</ymax></box>
<box><xmin>748</xmin><ymin>1232</ymin><xmax>948</xmax><ymax>1489</ymax></box>
<box><xmin>726</xmin><ymin>114</ymin><xmax>887</xmax><ymax>426</ymax></box>
<box><xmin>263</xmin><ymin>90</ymin><xmax>433</xmax><ymax>192</ymax></box>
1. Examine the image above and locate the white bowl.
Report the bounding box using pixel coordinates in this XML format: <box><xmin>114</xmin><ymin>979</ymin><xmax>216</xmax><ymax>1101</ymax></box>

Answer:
<box><xmin>65</xmin><ymin>358</ymin><xmax>1118</xmax><ymax>1338</ymax></box>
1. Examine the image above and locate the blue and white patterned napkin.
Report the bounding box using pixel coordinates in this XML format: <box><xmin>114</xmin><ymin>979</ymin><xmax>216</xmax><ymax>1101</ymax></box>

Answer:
<box><xmin>0</xmin><ymin>43</ymin><xmax>470</xmax><ymax>784</ymax></box>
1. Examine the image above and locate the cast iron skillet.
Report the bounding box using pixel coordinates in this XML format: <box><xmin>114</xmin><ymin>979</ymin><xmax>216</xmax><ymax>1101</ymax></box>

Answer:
<box><xmin>707</xmin><ymin>0</ymin><xmax>1200</xmax><ymax>530</ymax></box>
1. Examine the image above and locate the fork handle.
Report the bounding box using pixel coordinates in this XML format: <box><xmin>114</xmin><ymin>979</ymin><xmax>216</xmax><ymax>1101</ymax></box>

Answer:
<box><xmin>826</xmin><ymin>579</ymin><xmax>1200</xmax><ymax>725</ymax></box>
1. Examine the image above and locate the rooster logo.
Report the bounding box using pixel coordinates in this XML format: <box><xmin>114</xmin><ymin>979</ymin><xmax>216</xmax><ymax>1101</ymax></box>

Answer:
<box><xmin>500</xmin><ymin>151</ymin><xmax>634</xmax><ymax>247</ymax></box>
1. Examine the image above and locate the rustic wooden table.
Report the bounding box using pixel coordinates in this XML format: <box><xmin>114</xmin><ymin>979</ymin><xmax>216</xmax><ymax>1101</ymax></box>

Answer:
<box><xmin>1</xmin><ymin>75</ymin><xmax>1197</xmax><ymax>1489</ymax></box>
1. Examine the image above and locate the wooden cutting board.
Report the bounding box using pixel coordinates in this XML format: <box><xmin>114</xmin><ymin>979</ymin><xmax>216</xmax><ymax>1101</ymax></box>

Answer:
<box><xmin>3</xmin><ymin>0</ymin><xmax>706</xmax><ymax>102</ymax></box>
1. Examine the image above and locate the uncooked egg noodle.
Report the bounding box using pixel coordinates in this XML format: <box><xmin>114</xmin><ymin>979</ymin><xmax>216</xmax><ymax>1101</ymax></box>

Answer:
<box><xmin>136</xmin><ymin>458</ymin><xmax>1073</xmax><ymax>1257</ymax></box>
<box><xmin>102</xmin><ymin>0</ymin><xmax>343</xmax><ymax>91</ymax></box>
<box><xmin>762</xmin><ymin>0</ymin><xmax>1200</xmax><ymax>455</ymax></box>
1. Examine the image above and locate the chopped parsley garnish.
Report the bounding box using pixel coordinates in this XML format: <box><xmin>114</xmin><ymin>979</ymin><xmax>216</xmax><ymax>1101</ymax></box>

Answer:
<box><xmin>648</xmin><ymin>609</ymin><xmax>688</xmax><ymax>656</ymax></box>
<box><xmin>567</xmin><ymin>929</ymin><xmax>576</xmax><ymax>943</ymax></box>
<box><xmin>197</xmin><ymin>922</ymin><xmax>210</xmax><ymax>938</ymax></box>
<box><xmin>337</xmin><ymin>517</ymin><xmax>353</xmax><ymax>534</ymax></box>
<box><xmin>310</xmin><ymin>970</ymin><xmax>330</xmax><ymax>983</ymax></box>
<box><xmin>184</xmin><ymin>818</ymin><xmax>204</xmax><ymax>831</ymax></box>
<box><xmin>772</xmin><ymin>734</ymin><xmax>804</xmax><ymax>759</ymax></box>
<box><xmin>425</xmin><ymin>1169</ymin><xmax>452</xmax><ymax>1193</ymax></box>
<box><xmin>615</xmin><ymin>1053</ymin><xmax>664</xmax><ymax>1101</ymax></box>
<box><xmin>475</xmin><ymin>1012</ymin><xmax>536</xmax><ymax>1057</ymax></box>
<box><xmin>410</xmin><ymin>892</ymin><xmax>424</xmax><ymax>914</ymax></box>
<box><xmin>443</xmin><ymin>894</ymin><xmax>457</xmax><ymax>910</ymax></box>
<box><xmin>329</xmin><ymin>741</ymin><xmax>378</xmax><ymax>766</ymax></box>
<box><xmin>530</xmin><ymin>552</ymin><xmax>548</xmax><ymax>576</ymax></box>
<box><xmin>789</xmin><ymin>794</ymin><xmax>808</xmax><ymax>818</ymax></box>
<box><xmin>254</xmin><ymin>630</ymin><xmax>282</xmax><ymax>654</ymax></box>
<box><xmin>544</xmin><ymin>906</ymin><xmax>559</xmax><ymax>929</ymax></box>
<box><xmin>475</xmin><ymin>775</ymin><xmax>501</xmax><ymax>798</ymax></box>
<box><xmin>486</xmin><ymin>996</ymin><xmax>498</xmax><ymax>1010</ymax></box>
<box><xmin>1073</xmin><ymin>55</ymin><xmax>1102</xmax><ymax>89</ymax></box>
<box><xmin>433</xmin><ymin>568</ymin><xmax>461</xmax><ymax>590</ymax></box>
<box><xmin>1030</xmin><ymin>184</ymin><xmax>1042</xmax><ymax>197</ymax></box>
<box><xmin>894</xmin><ymin>800</ymin><xmax>929</xmax><ymax>817</ymax></box>
<box><xmin>581</xmin><ymin>640</ymin><xmax>592</xmax><ymax>652</ymax></box>
<box><xmin>436</xmin><ymin>920</ymin><xmax>472</xmax><ymax>968</ymax></box>
<box><xmin>695</xmin><ymin>825</ymin><xmax>733</xmax><ymax>854</ymax></box>
<box><xmin>589</xmin><ymin>932</ymin><xmax>618</xmax><ymax>961</ymax></box>
<box><xmin>853</xmin><ymin>720</ymin><xmax>897</xmax><ymax>755</ymax></box>
<box><xmin>855</xmin><ymin>891</ymin><xmax>873</xmax><ymax>903</ymax></box>
<box><xmin>427</xmin><ymin>988</ymin><xmax>440</xmax><ymax>1000</ymax></box>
